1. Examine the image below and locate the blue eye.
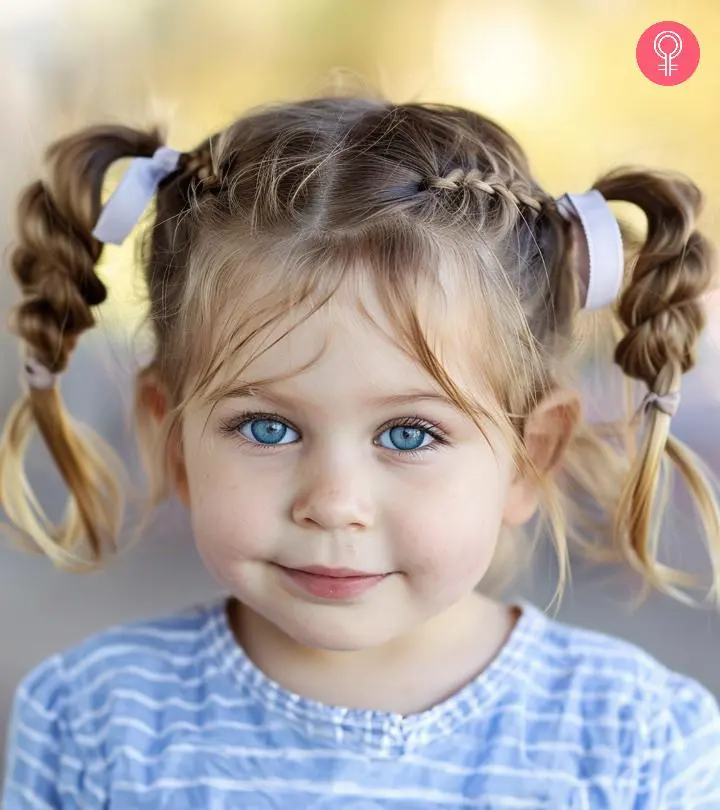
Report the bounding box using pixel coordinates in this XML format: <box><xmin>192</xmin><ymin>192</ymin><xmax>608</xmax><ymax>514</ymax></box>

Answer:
<box><xmin>377</xmin><ymin>425</ymin><xmax>433</xmax><ymax>452</ymax></box>
<box><xmin>240</xmin><ymin>418</ymin><xmax>299</xmax><ymax>446</ymax></box>
<box><xmin>220</xmin><ymin>411</ymin><xmax>449</xmax><ymax>457</ymax></box>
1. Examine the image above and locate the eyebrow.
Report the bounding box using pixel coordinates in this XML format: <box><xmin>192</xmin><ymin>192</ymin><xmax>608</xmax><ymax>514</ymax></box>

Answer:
<box><xmin>221</xmin><ymin>383</ymin><xmax>457</xmax><ymax>409</ymax></box>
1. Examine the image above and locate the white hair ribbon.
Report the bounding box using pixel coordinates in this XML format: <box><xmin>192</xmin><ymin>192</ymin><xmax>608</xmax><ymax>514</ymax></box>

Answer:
<box><xmin>556</xmin><ymin>190</ymin><xmax>625</xmax><ymax>311</ymax></box>
<box><xmin>639</xmin><ymin>390</ymin><xmax>682</xmax><ymax>417</ymax></box>
<box><xmin>91</xmin><ymin>146</ymin><xmax>182</xmax><ymax>246</ymax></box>
<box><xmin>23</xmin><ymin>356</ymin><xmax>57</xmax><ymax>389</ymax></box>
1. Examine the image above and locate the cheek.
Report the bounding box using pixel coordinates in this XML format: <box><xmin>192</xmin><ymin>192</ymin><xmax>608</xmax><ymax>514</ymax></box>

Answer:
<box><xmin>393</xmin><ymin>452</ymin><xmax>511</xmax><ymax>594</ymax></box>
<box><xmin>402</xmin><ymin>514</ymin><xmax>500</xmax><ymax>596</ymax></box>
<box><xmin>183</xmin><ymin>442</ymin><xmax>279</xmax><ymax>565</ymax></box>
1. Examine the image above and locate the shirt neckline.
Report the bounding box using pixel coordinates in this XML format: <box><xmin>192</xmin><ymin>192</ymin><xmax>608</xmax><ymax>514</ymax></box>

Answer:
<box><xmin>206</xmin><ymin>595</ymin><xmax>548</xmax><ymax>756</ymax></box>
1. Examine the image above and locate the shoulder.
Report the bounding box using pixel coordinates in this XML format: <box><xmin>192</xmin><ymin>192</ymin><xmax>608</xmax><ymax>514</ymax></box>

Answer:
<box><xmin>515</xmin><ymin>603</ymin><xmax>720</xmax><ymax>803</ymax></box>
<box><xmin>13</xmin><ymin>598</ymin><xmax>225</xmax><ymax>722</ymax></box>
<box><xmin>520</xmin><ymin>603</ymin><xmax>684</xmax><ymax>693</ymax></box>
<box><xmin>5</xmin><ymin>600</ymin><xmax>227</xmax><ymax>806</ymax></box>
<box><xmin>58</xmin><ymin>598</ymin><xmax>221</xmax><ymax>677</ymax></box>
<box><xmin>520</xmin><ymin>602</ymin><xmax>719</xmax><ymax>720</ymax></box>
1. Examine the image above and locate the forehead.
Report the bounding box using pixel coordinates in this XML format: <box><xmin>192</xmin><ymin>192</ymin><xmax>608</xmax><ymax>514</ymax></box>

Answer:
<box><xmin>184</xmin><ymin>242</ymin><xmax>508</xmax><ymax>415</ymax></box>
<box><xmin>202</xmin><ymin>270</ymin><xmax>486</xmax><ymax>405</ymax></box>
<box><xmin>226</xmin><ymin>284</ymin><xmax>453</xmax><ymax>390</ymax></box>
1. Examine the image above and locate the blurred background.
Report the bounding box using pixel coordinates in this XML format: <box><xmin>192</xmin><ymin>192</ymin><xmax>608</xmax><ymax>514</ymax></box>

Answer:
<box><xmin>1</xmin><ymin>0</ymin><xmax>720</xmax><ymax>763</ymax></box>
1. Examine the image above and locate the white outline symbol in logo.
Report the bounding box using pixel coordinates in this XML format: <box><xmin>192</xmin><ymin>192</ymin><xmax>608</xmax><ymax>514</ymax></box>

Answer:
<box><xmin>654</xmin><ymin>30</ymin><xmax>683</xmax><ymax>76</ymax></box>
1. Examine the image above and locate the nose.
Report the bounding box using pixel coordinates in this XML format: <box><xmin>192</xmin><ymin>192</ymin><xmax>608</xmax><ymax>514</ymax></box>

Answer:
<box><xmin>291</xmin><ymin>454</ymin><xmax>373</xmax><ymax>531</ymax></box>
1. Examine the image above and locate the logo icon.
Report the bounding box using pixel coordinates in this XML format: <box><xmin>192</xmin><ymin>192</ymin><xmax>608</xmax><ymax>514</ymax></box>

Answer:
<box><xmin>636</xmin><ymin>21</ymin><xmax>700</xmax><ymax>85</ymax></box>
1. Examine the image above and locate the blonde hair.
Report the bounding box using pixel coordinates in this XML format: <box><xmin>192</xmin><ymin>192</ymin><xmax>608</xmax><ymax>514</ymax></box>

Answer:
<box><xmin>1</xmin><ymin>97</ymin><xmax>718</xmax><ymax>607</ymax></box>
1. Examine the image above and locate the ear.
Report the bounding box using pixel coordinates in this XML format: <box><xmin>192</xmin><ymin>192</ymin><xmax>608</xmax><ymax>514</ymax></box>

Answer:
<box><xmin>502</xmin><ymin>388</ymin><xmax>582</xmax><ymax>527</ymax></box>
<box><xmin>137</xmin><ymin>371</ymin><xmax>191</xmax><ymax>508</ymax></box>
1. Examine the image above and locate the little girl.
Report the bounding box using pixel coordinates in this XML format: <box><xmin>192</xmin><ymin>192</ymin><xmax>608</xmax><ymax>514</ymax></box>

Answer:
<box><xmin>2</xmin><ymin>96</ymin><xmax>719</xmax><ymax>808</ymax></box>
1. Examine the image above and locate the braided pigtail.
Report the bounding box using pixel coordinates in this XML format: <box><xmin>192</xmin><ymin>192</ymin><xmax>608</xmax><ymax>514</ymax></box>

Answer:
<box><xmin>597</xmin><ymin>167</ymin><xmax>720</xmax><ymax>603</ymax></box>
<box><xmin>0</xmin><ymin>125</ymin><xmax>167</xmax><ymax>570</ymax></box>
<box><xmin>428</xmin><ymin>168</ymin><xmax>543</xmax><ymax>212</ymax></box>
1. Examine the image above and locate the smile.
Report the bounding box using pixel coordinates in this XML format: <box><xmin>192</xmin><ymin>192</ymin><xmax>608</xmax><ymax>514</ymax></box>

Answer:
<box><xmin>275</xmin><ymin>565</ymin><xmax>389</xmax><ymax>600</ymax></box>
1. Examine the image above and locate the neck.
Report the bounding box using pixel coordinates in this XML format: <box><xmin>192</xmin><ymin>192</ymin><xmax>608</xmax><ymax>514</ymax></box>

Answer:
<box><xmin>227</xmin><ymin>593</ymin><xmax>519</xmax><ymax>715</ymax></box>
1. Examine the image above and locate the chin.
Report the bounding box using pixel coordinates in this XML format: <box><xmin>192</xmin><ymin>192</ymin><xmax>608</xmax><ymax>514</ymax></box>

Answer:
<box><xmin>272</xmin><ymin>605</ymin><xmax>405</xmax><ymax>652</ymax></box>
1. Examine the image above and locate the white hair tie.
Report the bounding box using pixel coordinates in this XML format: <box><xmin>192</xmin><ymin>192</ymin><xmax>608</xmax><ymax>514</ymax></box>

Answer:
<box><xmin>556</xmin><ymin>189</ymin><xmax>625</xmax><ymax>311</ymax></box>
<box><xmin>23</xmin><ymin>356</ymin><xmax>57</xmax><ymax>390</ymax></box>
<box><xmin>638</xmin><ymin>390</ymin><xmax>682</xmax><ymax>418</ymax></box>
<box><xmin>92</xmin><ymin>146</ymin><xmax>182</xmax><ymax>246</ymax></box>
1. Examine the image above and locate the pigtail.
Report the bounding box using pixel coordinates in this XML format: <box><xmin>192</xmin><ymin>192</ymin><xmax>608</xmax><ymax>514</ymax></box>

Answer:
<box><xmin>594</xmin><ymin>167</ymin><xmax>720</xmax><ymax>603</ymax></box>
<box><xmin>0</xmin><ymin>125</ymin><xmax>165</xmax><ymax>570</ymax></box>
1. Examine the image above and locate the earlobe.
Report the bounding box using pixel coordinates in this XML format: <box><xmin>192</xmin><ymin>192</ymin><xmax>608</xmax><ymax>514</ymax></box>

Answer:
<box><xmin>173</xmin><ymin>451</ymin><xmax>191</xmax><ymax>507</ymax></box>
<box><xmin>138</xmin><ymin>370</ymin><xmax>169</xmax><ymax>425</ymax></box>
<box><xmin>138</xmin><ymin>371</ymin><xmax>191</xmax><ymax>507</ymax></box>
<box><xmin>502</xmin><ymin>388</ymin><xmax>582</xmax><ymax>527</ymax></box>
<box><xmin>168</xmin><ymin>428</ymin><xmax>191</xmax><ymax>508</ymax></box>
<box><xmin>502</xmin><ymin>477</ymin><xmax>542</xmax><ymax>527</ymax></box>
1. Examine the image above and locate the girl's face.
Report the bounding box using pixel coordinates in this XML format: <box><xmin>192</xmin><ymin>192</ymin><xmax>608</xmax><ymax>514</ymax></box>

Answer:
<box><xmin>176</xmin><ymin>284</ymin><xmax>540</xmax><ymax>652</ymax></box>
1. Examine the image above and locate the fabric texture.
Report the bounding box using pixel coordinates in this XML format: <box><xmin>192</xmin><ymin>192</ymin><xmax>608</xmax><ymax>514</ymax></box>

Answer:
<box><xmin>3</xmin><ymin>597</ymin><xmax>719</xmax><ymax>809</ymax></box>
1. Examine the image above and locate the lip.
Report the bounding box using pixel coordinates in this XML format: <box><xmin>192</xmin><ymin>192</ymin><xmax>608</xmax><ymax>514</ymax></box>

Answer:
<box><xmin>276</xmin><ymin>564</ymin><xmax>389</xmax><ymax>600</ymax></box>
<box><xmin>290</xmin><ymin>566</ymin><xmax>378</xmax><ymax>578</ymax></box>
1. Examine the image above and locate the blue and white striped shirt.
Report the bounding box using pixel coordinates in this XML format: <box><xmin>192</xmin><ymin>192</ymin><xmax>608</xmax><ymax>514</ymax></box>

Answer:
<box><xmin>3</xmin><ymin>597</ymin><xmax>720</xmax><ymax>809</ymax></box>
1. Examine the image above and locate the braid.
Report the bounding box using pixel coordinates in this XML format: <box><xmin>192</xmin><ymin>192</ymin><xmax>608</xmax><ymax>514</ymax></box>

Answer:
<box><xmin>429</xmin><ymin>168</ymin><xmax>544</xmax><ymax>212</ymax></box>
<box><xmin>592</xmin><ymin>167</ymin><xmax>720</xmax><ymax>601</ymax></box>
<box><xmin>10</xmin><ymin>181</ymin><xmax>105</xmax><ymax>373</ymax></box>
<box><xmin>176</xmin><ymin>139</ymin><xmax>219</xmax><ymax>191</ymax></box>
<box><xmin>0</xmin><ymin>124</ymin><xmax>164</xmax><ymax>568</ymax></box>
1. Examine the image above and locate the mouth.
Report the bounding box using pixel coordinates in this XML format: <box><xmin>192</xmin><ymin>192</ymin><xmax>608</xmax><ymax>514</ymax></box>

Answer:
<box><xmin>275</xmin><ymin>564</ymin><xmax>390</xmax><ymax>600</ymax></box>
<box><xmin>288</xmin><ymin>565</ymin><xmax>381</xmax><ymax>578</ymax></box>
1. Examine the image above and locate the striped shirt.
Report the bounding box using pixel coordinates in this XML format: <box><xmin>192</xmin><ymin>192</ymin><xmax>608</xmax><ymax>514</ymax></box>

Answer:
<box><xmin>3</xmin><ymin>597</ymin><xmax>720</xmax><ymax>809</ymax></box>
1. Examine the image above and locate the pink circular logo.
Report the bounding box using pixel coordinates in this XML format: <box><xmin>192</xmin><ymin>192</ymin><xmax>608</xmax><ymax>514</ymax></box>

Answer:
<box><xmin>636</xmin><ymin>21</ymin><xmax>700</xmax><ymax>85</ymax></box>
